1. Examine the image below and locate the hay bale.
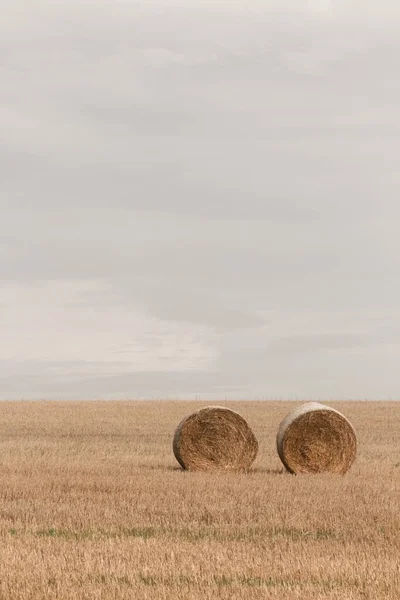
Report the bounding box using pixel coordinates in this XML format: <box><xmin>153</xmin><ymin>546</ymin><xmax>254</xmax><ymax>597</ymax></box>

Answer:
<box><xmin>173</xmin><ymin>406</ymin><xmax>258</xmax><ymax>471</ymax></box>
<box><xmin>276</xmin><ymin>402</ymin><xmax>357</xmax><ymax>474</ymax></box>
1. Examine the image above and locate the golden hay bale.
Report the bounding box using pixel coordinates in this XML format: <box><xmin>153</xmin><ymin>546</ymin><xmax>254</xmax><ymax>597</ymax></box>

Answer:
<box><xmin>276</xmin><ymin>402</ymin><xmax>357</xmax><ymax>474</ymax></box>
<box><xmin>173</xmin><ymin>406</ymin><xmax>258</xmax><ymax>472</ymax></box>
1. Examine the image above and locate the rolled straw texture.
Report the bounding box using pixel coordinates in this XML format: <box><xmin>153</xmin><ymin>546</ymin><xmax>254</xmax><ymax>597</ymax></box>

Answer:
<box><xmin>277</xmin><ymin>402</ymin><xmax>357</xmax><ymax>474</ymax></box>
<box><xmin>173</xmin><ymin>406</ymin><xmax>258</xmax><ymax>472</ymax></box>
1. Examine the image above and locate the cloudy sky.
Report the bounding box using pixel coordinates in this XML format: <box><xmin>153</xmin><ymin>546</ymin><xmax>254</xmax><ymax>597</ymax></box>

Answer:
<box><xmin>2</xmin><ymin>0</ymin><xmax>400</xmax><ymax>399</ymax></box>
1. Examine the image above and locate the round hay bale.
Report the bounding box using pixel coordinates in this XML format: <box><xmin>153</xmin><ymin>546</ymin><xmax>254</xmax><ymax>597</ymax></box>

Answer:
<box><xmin>276</xmin><ymin>402</ymin><xmax>357</xmax><ymax>474</ymax></box>
<box><xmin>173</xmin><ymin>406</ymin><xmax>258</xmax><ymax>472</ymax></box>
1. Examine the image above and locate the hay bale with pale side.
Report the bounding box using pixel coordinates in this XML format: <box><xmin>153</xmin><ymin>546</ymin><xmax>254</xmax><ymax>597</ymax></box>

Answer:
<box><xmin>173</xmin><ymin>406</ymin><xmax>258</xmax><ymax>471</ymax></box>
<box><xmin>276</xmin><ymin>402</ymin><xmax>357</xmax><ymax>474</ymax></box>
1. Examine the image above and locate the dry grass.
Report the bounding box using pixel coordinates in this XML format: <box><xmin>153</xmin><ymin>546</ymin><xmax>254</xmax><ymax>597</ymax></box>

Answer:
<box><xmin>0</xmin><ymin>400</ymin><xmax>399</xmax><ymax>599</ymax></box>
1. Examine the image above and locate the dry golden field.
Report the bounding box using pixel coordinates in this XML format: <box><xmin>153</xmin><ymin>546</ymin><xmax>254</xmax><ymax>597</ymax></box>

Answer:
<box><xmin>0</xmin><ymin>400</ymin><xmax>399</xmax><ymax>600</ymax></box>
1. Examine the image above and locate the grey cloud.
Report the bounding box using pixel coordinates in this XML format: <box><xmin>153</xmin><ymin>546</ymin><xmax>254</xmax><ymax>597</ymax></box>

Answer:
<box><xmin>268</xmin><ymin>333</ymin><xmax>378</xmax><ymax>355</ymax></box>
<box><xmin>104</xmin><ymin>285</ymin><xmax>266</xmax><ymax>331</ymax></box>
<box><xmin>3</xmin><ymin>337</ymin><xmax>400</xmax><ymax>399</ymax></box>
<box><xmin>0</xmin><ymin>360</ymin><xmax>237</xmax><ymax>400</ymax></box>
<box><xmin>2</xmin><ymin>0</ymin><xmax>400</xmax><ymax>399</ymax></box>
<box><xmin>2</xmin><ymin>201</ymin><xmax>399</xmax><ymax>322</ymax></box>
<box><xmin>2</xmin><ymin>136</ymin><xmax>394</xmax><ymax>225</ymax></box>
<box><xmin>3</xmin><ymin>1</ymin><xmax>400</xmax><ymax>230</ymax></box>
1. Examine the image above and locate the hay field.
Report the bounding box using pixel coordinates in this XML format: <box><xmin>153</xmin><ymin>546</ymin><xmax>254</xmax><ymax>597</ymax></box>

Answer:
<box><xmin>0</xmin><ymin>400</ymin><xmax>399</xmax><ymax>600</ymax></box>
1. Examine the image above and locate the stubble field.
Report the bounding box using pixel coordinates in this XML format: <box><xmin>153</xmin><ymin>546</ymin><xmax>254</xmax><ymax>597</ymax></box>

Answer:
<box><xmin>0</xmin><ymin>400</ymin><xmax>399</xmax><ymax>599</ymax></box>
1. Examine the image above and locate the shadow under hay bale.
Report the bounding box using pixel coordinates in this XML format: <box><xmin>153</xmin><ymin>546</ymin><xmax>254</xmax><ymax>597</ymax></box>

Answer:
<box><xmin>276</xmin><ymin>402</ymin><xmax>357</xmax><ymax>475</ymax></box>
<box><xmin>173</xmin><ymin>406</ymin><xmax>258</xmax><ymax>472</ymax></box>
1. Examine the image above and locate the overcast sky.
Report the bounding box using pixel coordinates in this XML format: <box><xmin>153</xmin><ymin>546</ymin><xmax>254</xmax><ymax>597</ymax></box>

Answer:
<box><xmin>2</xmin><ymin>0</ymin><xmax>400</xmax><ymax>399</ymax></box>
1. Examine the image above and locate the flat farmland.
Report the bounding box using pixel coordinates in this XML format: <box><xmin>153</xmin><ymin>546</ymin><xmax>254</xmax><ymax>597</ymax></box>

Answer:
<box><xmin>0</xmin><ymin>400</ymin><xmax>399</xmax><ymax>599</ymax></box>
